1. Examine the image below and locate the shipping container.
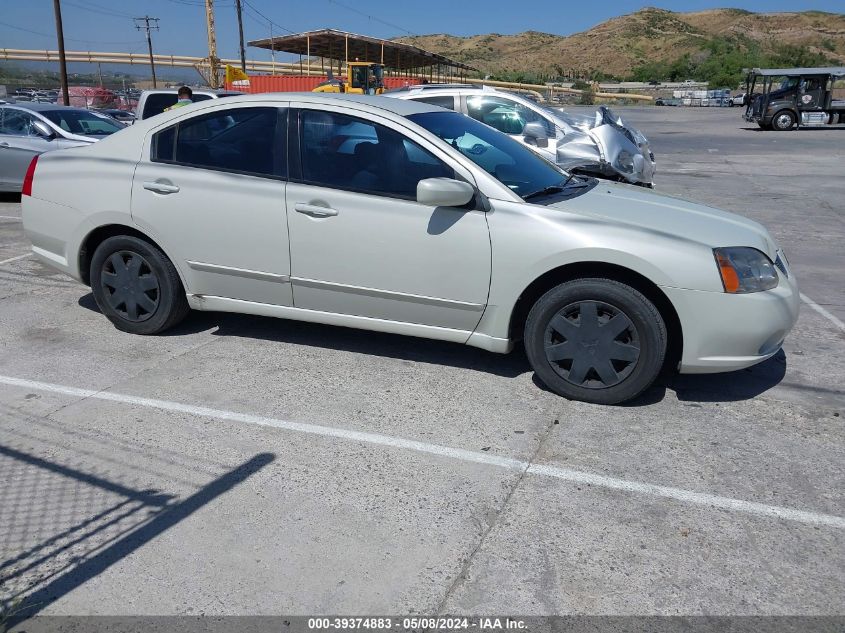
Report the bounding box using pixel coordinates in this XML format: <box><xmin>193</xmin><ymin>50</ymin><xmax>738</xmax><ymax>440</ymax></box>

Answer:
<box><xmin>224</xmin><ymin>75</ymin><xmax>422</xmax><ymax>93</ymax></box>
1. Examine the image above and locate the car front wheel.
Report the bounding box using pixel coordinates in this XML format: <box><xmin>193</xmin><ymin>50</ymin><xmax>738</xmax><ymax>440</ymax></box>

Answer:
<box><xmin>524</xmin><ymin>278</ymin><xmax>667</xmax><ymax>405</ymax></box>
<box><xmin>90</xmin><ymin>235</ymin><xmax>190</xmax><ymax>334</ymax></box>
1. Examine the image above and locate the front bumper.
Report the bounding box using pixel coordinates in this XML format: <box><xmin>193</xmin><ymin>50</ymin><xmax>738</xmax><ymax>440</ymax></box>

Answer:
<box><xmin>660</xmin><ymin>270</ymin><xmax>800</xmax><ymax>374</ymax></box>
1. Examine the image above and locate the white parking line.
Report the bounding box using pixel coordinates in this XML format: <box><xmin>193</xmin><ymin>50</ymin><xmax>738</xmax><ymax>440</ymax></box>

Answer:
<box><xmin>0</xmin><ymin>253</ymin><xmax>31</xmax><ymax>266</ymax></box>
<box><xmin>1</xmin><ymin>374</ymin><xmax>844</xmax><ymax>530</ymax></box>
<box><xmin>800</xmin><ymin>293</ymin><xmax>845</xmax><ymax>332</ymax></box>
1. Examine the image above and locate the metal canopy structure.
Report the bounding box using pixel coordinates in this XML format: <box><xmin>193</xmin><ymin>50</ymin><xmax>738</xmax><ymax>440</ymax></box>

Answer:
<box><xmin>750</xmin><ymin>66</ymin><xmax>845</xmax><ymax>76</ymax></box>
<box><xmin>247</xmin><ymin>28</ymin><xmax>477</xmax><ymax>74</ymax></box>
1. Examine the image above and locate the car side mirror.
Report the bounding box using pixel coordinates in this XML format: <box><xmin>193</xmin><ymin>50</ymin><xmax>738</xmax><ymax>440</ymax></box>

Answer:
<box><xmin>523</xmin><ymin>121</ymin><xmax>548</xmax><ymax>148</ymax></box>
<box><xmin>416</xmin><ymin>178</ymin><xmax>475</xmax><ymax>208</ymax></box>
<box><xmin>32</xmin><ymin>120</ymin><xmax>56</xmax><ymax>140</ymax></box>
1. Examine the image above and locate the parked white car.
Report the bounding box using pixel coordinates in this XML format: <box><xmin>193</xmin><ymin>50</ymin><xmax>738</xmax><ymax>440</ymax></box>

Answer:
<box><xmin>21</xmin><ymin>94</ymin><xmax>798</xmax><ymax>404</ymax></box>
<box><xmin>0</xmin><ymin>102</ymin><xmax>124</xmax><ymax>192</ymax></box>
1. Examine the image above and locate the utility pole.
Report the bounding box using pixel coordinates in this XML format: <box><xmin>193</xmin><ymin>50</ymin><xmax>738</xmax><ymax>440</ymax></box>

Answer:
<box><xmin>134</xmin><ymin>16</ymin><xmax>160</xmax><ymax>89</ymax></box>
<box><xmin>205</xmin><ymin>0</ymin><xmax>219</xmax><ymax>88</ymax></box>
<box><xmin>52</xmin><ymin>0</ymin><xmax>70</xmax><ymax>106</ymax></box>
<box><xmin>235</xmin><ymin>0</ymin><xmax>246</xmax><ymax>73</ymax></box>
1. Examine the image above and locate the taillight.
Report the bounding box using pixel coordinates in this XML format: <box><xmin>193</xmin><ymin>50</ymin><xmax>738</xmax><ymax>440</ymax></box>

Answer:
<box><xmin>22</xmin><ymin>155</ymin><xmax>38</xmax><ymax>197</ymax></box>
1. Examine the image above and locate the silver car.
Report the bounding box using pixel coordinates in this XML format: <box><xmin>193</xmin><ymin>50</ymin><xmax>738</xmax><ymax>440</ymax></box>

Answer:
<box><xmin>384</xmin><ymin>85</ymin><xmax>656</xmax><ymax>186</ymax></box>
<box><xmin>21</xmin><ymin>94</ymin><xmax>798</xmax><ymax>404</ymax></box>
<box><xmin>0</xmin><ymin>102</ymin><xmax>124</xmax><ymax>192</ymax></box>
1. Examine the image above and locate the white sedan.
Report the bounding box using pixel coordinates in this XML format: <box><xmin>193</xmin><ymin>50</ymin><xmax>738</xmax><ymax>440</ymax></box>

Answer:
<box><xmin>0</xmin><ymin>102</ymin><xmax>124</xmax><ymax>192</ymax></box>
<box><xmin>21</xmin><ymin>94</ymin><xmax>799</xmax><ymax>404</ymax></box>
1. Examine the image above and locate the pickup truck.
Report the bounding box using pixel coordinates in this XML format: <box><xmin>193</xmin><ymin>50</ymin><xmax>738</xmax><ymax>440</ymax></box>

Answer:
<box><xmin>744</xmin><ymin>66</ymin><xmax>845</xmax><ymax>130</ymax></box>
<box><xmin>135</xmin><ymin>88</ymin><xmax>243</xmax><ymax>121</ymax></box>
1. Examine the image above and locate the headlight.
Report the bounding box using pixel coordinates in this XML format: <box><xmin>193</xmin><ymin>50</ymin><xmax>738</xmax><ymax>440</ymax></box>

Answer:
<box><xmin>713</xmin><ymin>247</ymin><xmax>779</xmax><ymax>293</ymax></box>
<box><xmin>616</xmin><ymin>150</ymin><xmax>634</xmax><ymax>173</ymax></box>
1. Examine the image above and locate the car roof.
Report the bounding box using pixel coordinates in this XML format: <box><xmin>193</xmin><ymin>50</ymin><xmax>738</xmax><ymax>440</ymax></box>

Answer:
<box><xmin>140</xmin><ymin>88</ymin><xmax>243</xmax><ymax>95</ymax></box>
<box><xmin>147</xmin><ymin>92</ymin><xmax>444</xmax><ymax>116</ymax></box>
<box><xmin>0</xmin><ymin>102</ymin><xmax>92</xmax><ymax>113</ymax></box>
<box><xmin>750</xmin><ymin>66</ymin><xmax>845</xmax><ymax>77</ymax></box>
<box><xmin>387</xmin><ymin>85</ymin><xmax>530</xmax><ymax>102</ymax></box>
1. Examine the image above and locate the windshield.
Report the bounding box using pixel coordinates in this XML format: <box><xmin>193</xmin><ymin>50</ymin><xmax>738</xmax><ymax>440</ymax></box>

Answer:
<box><xmin>40</xmin><ymin>109</ymin><xmax>123</xmax><ymax>136</ymax></box>
<box><xmin>407</xmin><ymin>111</ymin><xmax>570</xmax><ymax>199</ymax></box>
<box><xmin>777</xmin><ymin>77</ymin><xmax>800</xmax><ymax>92</ymax></box>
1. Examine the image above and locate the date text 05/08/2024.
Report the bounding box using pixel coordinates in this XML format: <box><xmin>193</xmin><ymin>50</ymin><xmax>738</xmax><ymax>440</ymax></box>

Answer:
<box><xmin>307</xmin><ymin>617</ymin><xmax>527</xmax><ymax>630</ymax></box>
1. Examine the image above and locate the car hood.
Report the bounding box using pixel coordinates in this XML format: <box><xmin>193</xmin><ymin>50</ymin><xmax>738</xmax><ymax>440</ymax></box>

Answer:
<box><xmin>548</xmin><ymin>182</ymin><xmax>777</xmax><ymax>259</ymax></box>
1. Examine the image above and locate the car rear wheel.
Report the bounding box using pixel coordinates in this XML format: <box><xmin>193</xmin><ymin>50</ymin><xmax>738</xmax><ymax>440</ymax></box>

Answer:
<box><xmin>524</xmin><ymin>278</ymin><xmax>667</xmax><ymax>405</ymax></box>
<box><xmin>90</xmin><ymin>235</ymin><xmax>189</xmax><ymax>334</ymax></box>
<box><xmin>772</xmin><ymin>110</ymin><xmax>796</xmax><ymax>131</ymax></box>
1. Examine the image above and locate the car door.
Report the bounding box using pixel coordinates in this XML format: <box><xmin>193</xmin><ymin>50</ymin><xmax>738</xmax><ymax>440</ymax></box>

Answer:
<box><xmin>463</xmin><ymin>94</ymin><xmax>557</xmax><ymax>163</ymax></box>
<box><xmin>131</xmin><ymin>104</ymin><xmax>293</xmax><ymax>306</ymax></box>
<box><xmin>0</xmin><ymin>108</ymin><xmax>55</xmax><ymax>190</ymax></box>
<box><xmin>798</xmin><ymin>77</ymin><xmax>825</xmax><ymax>110</ymax></box>
<box><xmin>285</xmin><ymin>105</ymin><xmax>491</xmax><ymax>333</ymax></box>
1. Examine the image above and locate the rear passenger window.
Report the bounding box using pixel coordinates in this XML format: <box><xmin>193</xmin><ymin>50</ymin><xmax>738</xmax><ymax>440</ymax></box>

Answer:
<box><xmin>153</xmin><ymin>126</ymin><xmax>175</xmax><ymax>161</ymax></box>
<box><xmin>411</xmin><ymin>95</ymin><xmax>455</xmax><ymax>110</ymax></box>
<box><xmin>151</xmin><ymin>107</ymin><xmax>284</xmax><ymax>178</ymax></box>
<box><xmin>299</xmin><ymin>109</ymin><xmax>453</xmax><ymax>199</ymax></box>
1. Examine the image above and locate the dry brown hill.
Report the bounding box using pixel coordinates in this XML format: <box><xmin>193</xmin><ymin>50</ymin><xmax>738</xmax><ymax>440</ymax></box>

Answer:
<box><xmin>397</xmin><ymin>8</ymin><xmax>845</xmax><ymax>79</ymax></box>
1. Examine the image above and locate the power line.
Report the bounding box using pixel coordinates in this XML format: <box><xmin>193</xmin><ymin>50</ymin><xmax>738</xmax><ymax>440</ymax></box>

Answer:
<box><xmin>241</xmin><ymin>0</ymin><xmax>295</xmax><ymax>34</ymax></box>
<box><xmin>0</xmin><ymin>19</ymin><xmax>144</xmax><ymax>47</ymax></box>
<box><xmin>325</xmin><ymin>0</ymin><xmax>416</xmax><ymax>36</ymax></box>
<box><xmin>64</xmin><ymin>0</ymin><xmax>134</xmax><ymax>19</ymax></box>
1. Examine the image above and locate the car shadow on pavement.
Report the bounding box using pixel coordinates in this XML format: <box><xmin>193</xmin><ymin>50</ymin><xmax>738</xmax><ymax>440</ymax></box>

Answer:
<box><xmin>740</xmin><ymin>126</ymin><xmax>845</xmax><ymax>132</ymax></box>
<box><xmin>77</xmin><ymin>295</ymin><xmax>533</xmax><ymax>379</ymax></box>
<box><xmin>667</xmin><ymin>349</ymin><xmax>787</xmax><ymax>402</ymax></box>
<box><xmin>531</xmin><ymin>351</ymin><xmax>787</xmax><ymax>406</ymax></box>
<box><xmin>78</xmin><ymin>295</ymin><xmax>788</xmax><ymax>401</ymax></box>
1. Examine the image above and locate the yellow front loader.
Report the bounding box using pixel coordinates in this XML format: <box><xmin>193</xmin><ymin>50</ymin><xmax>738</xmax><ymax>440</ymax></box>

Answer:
<box><xmin>313</xmin><ymin>62</ymin><xmax>386</xmax><ymax>95</ymax></box>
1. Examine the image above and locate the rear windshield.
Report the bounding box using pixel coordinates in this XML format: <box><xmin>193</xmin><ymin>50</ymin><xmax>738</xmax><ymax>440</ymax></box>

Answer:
<box><xmin>40</xmin><ymin>109</ymin><xmax>124</xmax><ymax>135</ymax></box>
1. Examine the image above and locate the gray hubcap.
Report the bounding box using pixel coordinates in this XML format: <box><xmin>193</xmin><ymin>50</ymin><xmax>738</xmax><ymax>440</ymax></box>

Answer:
<box><xmin>100</xmin><ymin>251</ymin><xmax>160</xmax><ymax>322</ymax></box>
<box><xmin>776</xmin><ymin>113</ymin><xmax>793</xmax><ymax>128</ymax></box>
<box><xmin>544</xmin><ymin>301</ymin><xmax>640</xmax><ymax>389</ymax></box>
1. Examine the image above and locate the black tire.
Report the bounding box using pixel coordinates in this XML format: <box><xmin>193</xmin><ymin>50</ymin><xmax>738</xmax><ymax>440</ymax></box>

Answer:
<box><xmin>524</xmin><ymin>278</ymin><xmax>667</xmax><ymax>405</ymax></box>
<box><xmin>771</xmin><ymin>110</ymin><xmax>796</xmax><ymax>131</ymax></box>
<box><xmin>90</xmin><ymin>235</ymin><xmax>190</xmax><ymax>334</ymax></box>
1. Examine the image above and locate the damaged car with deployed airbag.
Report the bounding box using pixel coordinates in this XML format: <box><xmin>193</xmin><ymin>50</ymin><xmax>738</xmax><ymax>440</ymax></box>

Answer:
<box><xmin>384</xmin><ymin>84</ymin><xmax>655</xmax><ymax>186</ymax></box>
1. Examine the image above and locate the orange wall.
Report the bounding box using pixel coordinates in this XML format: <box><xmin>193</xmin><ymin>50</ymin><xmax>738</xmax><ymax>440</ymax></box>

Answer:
<box><xmin>224</xmin><ymin>75</ymin><xmax>422</xmax><ymax>93</ymax></box>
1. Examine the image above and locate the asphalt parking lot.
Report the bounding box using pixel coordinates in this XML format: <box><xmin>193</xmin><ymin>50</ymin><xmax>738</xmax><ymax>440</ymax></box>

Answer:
<box><xmin>0</xmin><ymin>105</ymin><xmax>843</xmax><ymax>619</ymax></box>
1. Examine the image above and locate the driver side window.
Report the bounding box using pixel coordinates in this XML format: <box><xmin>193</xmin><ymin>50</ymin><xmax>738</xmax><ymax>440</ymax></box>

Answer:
<box><xmin>298</xmin><ymin>109</ymin><xmax>454</xmax><ymax>200</ymax></box>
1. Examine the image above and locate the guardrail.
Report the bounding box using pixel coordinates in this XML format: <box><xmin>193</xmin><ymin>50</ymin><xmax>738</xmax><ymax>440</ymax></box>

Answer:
<box><xmin>0</xmin><ymin>48</ymin><xmax>653</xmax><ymax>101</ymax></box>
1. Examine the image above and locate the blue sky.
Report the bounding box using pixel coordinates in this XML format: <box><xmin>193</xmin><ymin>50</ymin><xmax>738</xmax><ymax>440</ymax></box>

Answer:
<box><xmin>1</xmin><ymin>0</ymin><xmax>842</xmax><ymax>65</ymax></box>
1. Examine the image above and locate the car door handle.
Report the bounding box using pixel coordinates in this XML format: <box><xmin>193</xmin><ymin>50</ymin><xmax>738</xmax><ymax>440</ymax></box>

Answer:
<box><xmin>0</xmin><ymin>142</ymin><xmax>10</xmax><ymax>148</ymax></box>
<box><xmin>294</xmin><ymin>203</ymin><xmax>338</xmax><ymax>218</ymax></box>
<box><xmin>143</xmin><ymin>181</ymin><xmax>180</xmax><ymax>194</ymax></box>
